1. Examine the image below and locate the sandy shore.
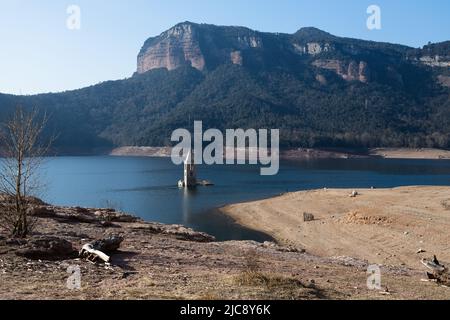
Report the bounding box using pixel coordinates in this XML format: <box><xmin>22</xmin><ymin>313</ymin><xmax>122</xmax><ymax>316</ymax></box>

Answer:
<box><xmin>110</xmin><ymin>146</ymin><xmax>450</xmax><ymax>160</ymax></box>
<box><xmin>221</xmin><ymin>186</ymin><xmax>450</xmax><ymax>271</ymax></box>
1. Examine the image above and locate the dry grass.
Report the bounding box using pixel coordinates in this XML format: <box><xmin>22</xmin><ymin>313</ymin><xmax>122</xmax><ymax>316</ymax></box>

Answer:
<box><xmin>231</xmin><ymin>249</ymin><xmax>326</xmax><ymax>300</ymax></box>
<box><xmin>197</xmin><ymin>290</ymin><xmax>221</xmax><ymax>300</ymax></box>
<box><xmin>235</xmin><ymin>270</ymin><xmax>302</xmax><ymax>288</ymax></box>
<box><xmin>233</xmin><ymin>270</ymin><xmax>326</xmax><ymax>300</ymax></box>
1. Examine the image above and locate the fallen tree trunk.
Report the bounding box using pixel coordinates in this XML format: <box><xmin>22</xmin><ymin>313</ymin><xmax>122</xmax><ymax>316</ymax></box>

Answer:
<box><xmin>80</xmin><ymin>243</ymin><xmax>111</xmax><ymax>263</ymax></box>
<box><xmin>421</xmin><ymin>255</ymin><xmax>449</xmax><ymax>285</ymax></box>
<box><xmin>79</xmin><ymin>235</ymin><xmax>123</xmax><ymax>263</ymax></box>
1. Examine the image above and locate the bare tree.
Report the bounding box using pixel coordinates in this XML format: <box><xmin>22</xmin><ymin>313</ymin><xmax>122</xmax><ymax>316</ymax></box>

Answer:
<box><xmin>0</xmin><ymin>106</ymin><xmax>52</xmax><ymax>238</ymax></box>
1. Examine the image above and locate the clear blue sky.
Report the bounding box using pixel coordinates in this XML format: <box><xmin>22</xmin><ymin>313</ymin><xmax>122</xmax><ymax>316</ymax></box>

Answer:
<box><xmin>1</xmin><ymin>0</ymin><xmax>449</xmax><ymax>95</ymax></box>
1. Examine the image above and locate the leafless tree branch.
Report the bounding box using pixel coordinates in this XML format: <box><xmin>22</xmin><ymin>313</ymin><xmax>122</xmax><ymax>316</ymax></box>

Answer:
<box><xmin>0</xmin><ymin>106</ymin><xmax>54</xmax><ymax>238</ymax></box>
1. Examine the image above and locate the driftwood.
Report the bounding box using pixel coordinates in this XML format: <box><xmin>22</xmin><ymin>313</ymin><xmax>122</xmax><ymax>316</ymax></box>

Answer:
<box><xmin>421</xmin><ymin>255</ymin><xmax>449</xmax><ymax>284</ymax></box>
<box><xmin>79</xmin><ymin>235</ymin><xmax>124</xmax><ymax>263</ymax></box>
<box><xmin>80</xmin><ymin>243</ymin><xmax>111</xmax><ymax>263</ymax></box>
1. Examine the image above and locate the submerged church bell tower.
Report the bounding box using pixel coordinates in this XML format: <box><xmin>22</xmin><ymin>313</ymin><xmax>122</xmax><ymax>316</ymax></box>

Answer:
<box><xmin>178</xmin><ymin>150</ymin><xmax>197</xmax><ymax>188</ymax></box>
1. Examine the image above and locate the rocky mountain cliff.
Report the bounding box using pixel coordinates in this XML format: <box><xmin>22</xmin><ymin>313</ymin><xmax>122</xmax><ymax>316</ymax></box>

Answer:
<box><xmin>137</xmin><ymin>22</ymin><xmax>263</xmax><ymax>73</ymax></box>
<box><xmin>137</xmin><ymin>22</ymin><xmax>449</xmax><ymax>87</ymax></box>
<box><xmin>1</xmin><ymin>22</ymin><xmax>449</xmax><ymax>151</ymax></box>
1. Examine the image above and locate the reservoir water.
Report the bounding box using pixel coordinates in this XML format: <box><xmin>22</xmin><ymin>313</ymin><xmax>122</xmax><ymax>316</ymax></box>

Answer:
<box><xmin>38</xmin><ymin>156</ymin><xmax>450</xmax><ymax>241</ymax></box>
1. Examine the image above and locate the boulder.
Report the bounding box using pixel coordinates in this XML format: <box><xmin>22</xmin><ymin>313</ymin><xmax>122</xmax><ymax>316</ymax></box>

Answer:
<box><xmin>162</xmin><ymin>225</ymin><xmax>215</xmax><ymax>242</ymax></box>
<box><xmin>16</xmin><ymin>236</ymin><xmax>76</xmax><ymax>261</ymax></box>
<box><xmin>29</xmin><ymin>206</ymin><xmax>56</xmax><ymax>218</ymax></box>
<box><xmin>303</xmin><ymin>212</ymin><xmax>315</xmax><ymax>222</ymax></box>
<box><xmin>349</xmin><ymin>190</ymin><xmax>359</xmax><ymax>198</ymax></box>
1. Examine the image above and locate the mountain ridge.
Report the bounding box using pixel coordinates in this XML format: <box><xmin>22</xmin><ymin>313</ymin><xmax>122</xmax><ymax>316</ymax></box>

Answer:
<box><xmin>1</xmin><ymin>22</ymin><xmax>449</xmax><ymax>152</ymax></box>
<box><xmin>137</xmin><ymin>21</ymin><xmax>446</xmax><ymax>76</ymax></box>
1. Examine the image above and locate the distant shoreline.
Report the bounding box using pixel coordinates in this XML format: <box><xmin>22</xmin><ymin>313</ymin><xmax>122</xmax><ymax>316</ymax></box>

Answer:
<box><xmin>108</xmin><ymin>146</ymin><xmax>450</xmax><ymax>160</ymax></box>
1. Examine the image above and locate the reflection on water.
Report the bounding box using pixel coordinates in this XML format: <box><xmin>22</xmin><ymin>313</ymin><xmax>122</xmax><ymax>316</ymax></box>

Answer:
<box><xmin>35</xmin><ymin>156</ymin><xmax>450</xmax><ymax>241</ymax></box>
<box><xmin>182</xmin><ymin>187</ymin><xmax>194</xmax><ymax>226</ymax></box>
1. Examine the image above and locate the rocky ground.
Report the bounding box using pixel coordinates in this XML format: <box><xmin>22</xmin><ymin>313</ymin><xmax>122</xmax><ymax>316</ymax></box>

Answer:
<box><xmin>369</xmin><ymin>148</ymin><xmax>450</xmax><ymax>159</ymax></box>
<box><xmin>1</xmin><ymin>200</ymin><xmax>449</xmax><ymax>300</ymax></box>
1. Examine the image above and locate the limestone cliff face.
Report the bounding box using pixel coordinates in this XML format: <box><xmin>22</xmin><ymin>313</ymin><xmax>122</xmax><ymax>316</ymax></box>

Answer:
<box><xmin>136</xmin><ymin>22</ymin><xmax>448</xmax><ymax>89</ymax></box>
<box><xmin>230</xmin><ymin>51</ymin><xmax>243</xmax><ymax>66</ymax></box>
<box><xmin>137</xmin><ymin>22</ymin><xmax>402</xmax><ymax>87</ymax></box>
<box><xmin>410</xmin><ymin>41</ymin><xmax>450</xmax><ymax>68</ymax></box>
<box><xmin>418</xmin><ymin>55</ymin><xmax>450</xmax><ymax>68</ymax></box>
<box><xmin>137</xmin><ymin>23</ymin><xmax>342</xmax><ymax>74</ymax></box>
<box><xmin>312</xmin><ymin>59</ymin><xmax>371</xmax><ymax>83</ymax></box>
<box><xmin>358</xmin><ymin>61</ymin><xmax>371</xmax><ymax>83</ymax></box>
<box><xmin>137</xmin><ymin>23</ymin><xmax>205</xmax><ymax>72</ymax></box>
<box><xmin>407</xmin><ymin>41</ymin><xmax>450</xmax><ymax>88</ymax></box>
<box><xmin>293</xmin><ymin>42</ymin><xmax>333</xmax><ymax>55</ymax></box>
<box><xmin>137</xmin><ymin>22</ymin><xmax>264</xmax><ymax>73</ymax></box>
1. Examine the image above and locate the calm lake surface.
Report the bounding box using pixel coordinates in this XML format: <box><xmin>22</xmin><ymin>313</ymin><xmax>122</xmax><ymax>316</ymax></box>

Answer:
<box><xmin>37</xmin><ymin>156</ymin><xmax>450</xmax><ymax>241</ymax></box>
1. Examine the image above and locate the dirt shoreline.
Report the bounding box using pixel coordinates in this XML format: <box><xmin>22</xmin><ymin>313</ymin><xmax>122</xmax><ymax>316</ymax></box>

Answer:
<box><xmin>220</xmin><ymin>186</ymin><xmax>450</xmax><ymax>273</ymax></box>
<box><xmin>2</xmin><ymin>198</ymin><xmax>449</xmax><ymax>299</ymax></box>
<box><xmin>110</xmin><ymin>147</ymin><xmax>450</xmax><ymax>160</ymax></box>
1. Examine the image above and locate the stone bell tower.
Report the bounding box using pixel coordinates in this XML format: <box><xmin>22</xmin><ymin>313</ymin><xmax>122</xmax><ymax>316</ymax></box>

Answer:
<box><xmin>180</xmin><ymin>149</ymin><xmax>197</xmax><ymax>188</ymax></box>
